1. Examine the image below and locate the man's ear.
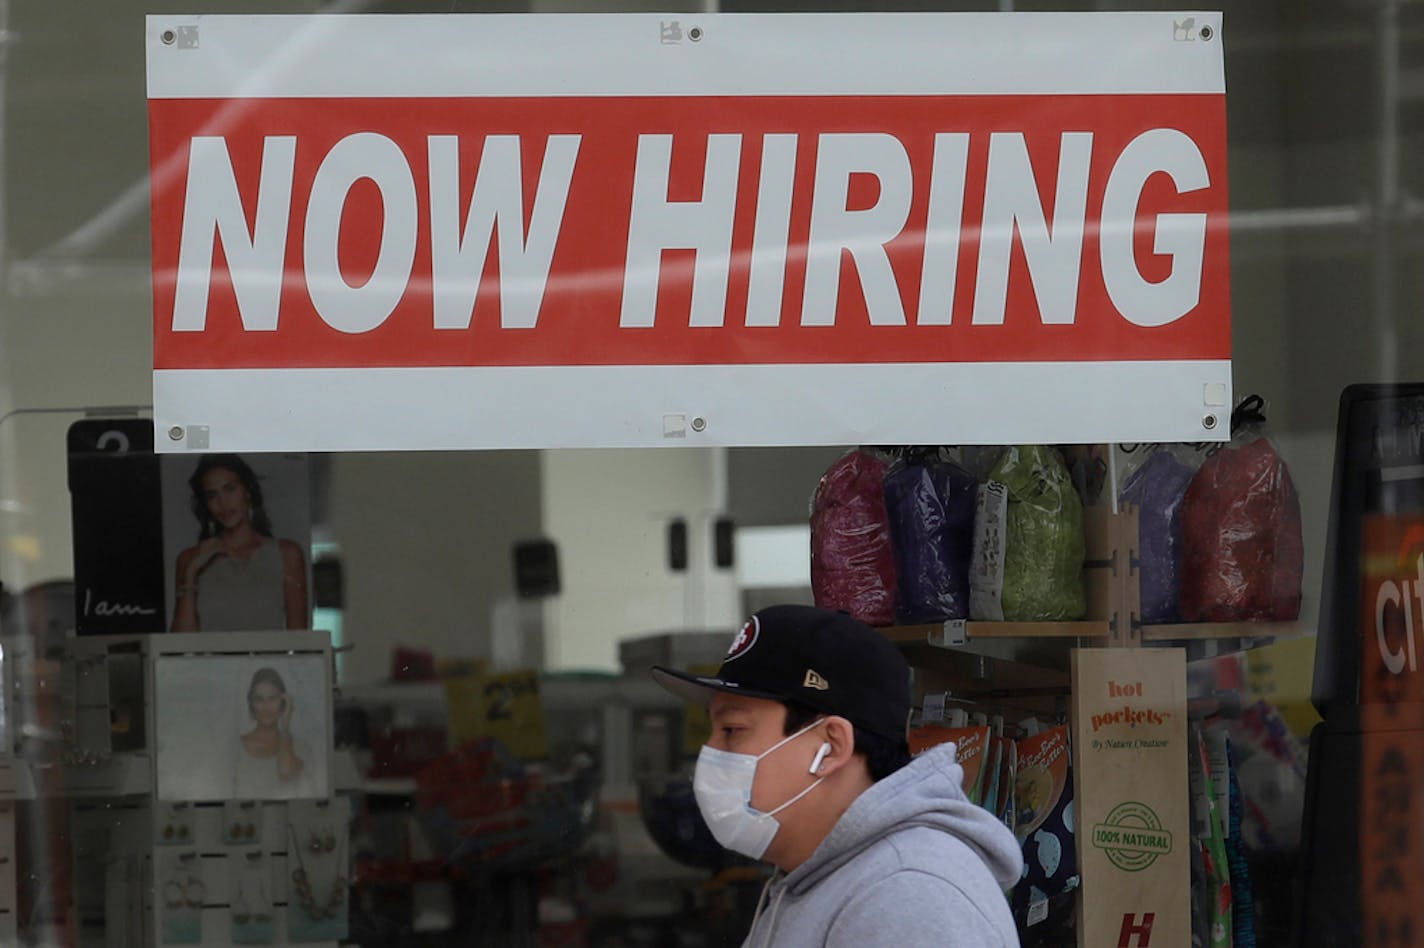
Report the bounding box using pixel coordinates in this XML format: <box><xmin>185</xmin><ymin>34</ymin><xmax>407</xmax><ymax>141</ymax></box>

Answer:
<box><xmin>812</xmin><ymin>716</ymin><xmax>858</xmax><ymax>776</ymax></box>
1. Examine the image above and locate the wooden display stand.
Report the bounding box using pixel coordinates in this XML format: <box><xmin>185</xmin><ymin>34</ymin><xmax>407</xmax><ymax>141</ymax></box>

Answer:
<box><xmin>882</xmin><ymin>504</ymin><xmax>1302</xmax><ymax>947</ymax></box>
<box><xmin>1071</xmin><ymin>647</ymin><xmax>1189</xmax><ymax>947</ymax></box>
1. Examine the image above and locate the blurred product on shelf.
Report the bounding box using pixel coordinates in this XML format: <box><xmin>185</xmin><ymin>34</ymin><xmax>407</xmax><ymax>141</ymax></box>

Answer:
<box><xmin>1011</xmin><ymin>722</ymin><xmax>1079</xmax><ymax>942</ymax></box>
<box><xmin>884</xmin><ymin>448</ymin><xmax>977</xmax><ymax>624</ymax></box>
<box><xmin>415</xmin><ymin>738</ymin><xmax>596</xmax><ymax>876</ymax></box>
<box><xmin>810</xmin><ymin>450</ymin><xmax>897</xmax><ymax>625</ymax></box>
<box><xmin>908</xmin><ymin>720</ymin><xmax>992</xmax><ymax>806</ymax></box>
<box><xmin>1190</xmin><ymin>724</ymin><xmax>1233</xmax><ymax>948</ymax></box>
<box><xmin>990</xmin><ymin>446</ymin><xmax>1087</xmax><ymax>622</ymax></box>
<box><xmin>1120</xmin><ymin>448</ymin><xmax>1197</xmax><ymax>623</ymax></box>
<box><xmin>1179</xmin><ymin>397</ymin><xmax>1304</xmax><ymax>622</ymax></box>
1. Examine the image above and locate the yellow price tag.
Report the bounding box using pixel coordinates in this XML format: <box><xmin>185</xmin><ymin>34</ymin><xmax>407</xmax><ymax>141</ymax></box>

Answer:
<box><xmin>445</xmin><ymin>668</ymin><xmax>549</xmax><ymax>760</ymax></box>
<box><xmin>1244</xmin><ymin>637</ymin><xmax>1321</xmax><ymax>738</ymax></box>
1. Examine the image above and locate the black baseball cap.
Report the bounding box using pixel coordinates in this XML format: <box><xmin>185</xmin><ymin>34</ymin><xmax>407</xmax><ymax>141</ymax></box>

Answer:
<box><xmin>651</xmin><ymin>604</ymin><xmax>912</xmax><ymax>744</ymax></box>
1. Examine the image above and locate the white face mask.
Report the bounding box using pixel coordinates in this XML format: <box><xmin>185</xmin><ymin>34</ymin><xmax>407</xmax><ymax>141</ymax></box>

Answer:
<box><xmin>693</xmin><ymin>718</ymin><xmax>830</xmax><ymax>859</ymax></box>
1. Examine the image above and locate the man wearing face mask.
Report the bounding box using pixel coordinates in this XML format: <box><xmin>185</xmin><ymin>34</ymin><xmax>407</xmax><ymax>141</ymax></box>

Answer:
<box><xmin>653</xmin><ymin>604</ymin><xmax>1021</xmax><ymax>947</ymax></box>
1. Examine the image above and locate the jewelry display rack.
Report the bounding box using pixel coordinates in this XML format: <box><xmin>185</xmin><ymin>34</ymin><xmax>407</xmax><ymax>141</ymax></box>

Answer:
<box><xmin>145</xmin><ymin>630</ymin><xmax>346</xmax><ymax>948</ymax></box>
<box><xmin>0</xmin><ymin>632</ymin><xmax>153</xmax><ymax>945</ymax></box>
<box><xmin>142</xmin><ymin>796</ymin><xmax>352</xmax><ymax>948</ymax></box>
<box><xmin>0</xmin><ymin>629</ymin><xmax>349</xmax><ymax>947</ymax></box>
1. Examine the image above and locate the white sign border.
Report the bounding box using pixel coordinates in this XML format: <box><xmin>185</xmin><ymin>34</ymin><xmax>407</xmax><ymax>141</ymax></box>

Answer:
<box><xmin>148</xmin><ymin>12</ymin><xmax>1231</xmax><ymax>453</ymax></box>
<box><xmin>147</xmin><ymin>12</ymin><xmax>1226</xmax><ymax>99</ymax></box>
<box><xmin>154</xmin><ymin>361</ymin><xmax>1232</xmax><ymax>453</ymax></box>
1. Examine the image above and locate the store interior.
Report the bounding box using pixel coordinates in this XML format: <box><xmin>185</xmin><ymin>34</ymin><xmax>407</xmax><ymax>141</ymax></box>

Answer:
<box><xmin>0</xmin><ymin>0</ymin><xmax>1422</xmax><ymax>946</ymax></box>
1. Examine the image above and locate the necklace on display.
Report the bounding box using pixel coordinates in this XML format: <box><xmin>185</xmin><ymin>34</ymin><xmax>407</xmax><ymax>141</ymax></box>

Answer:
<box><xmin>286</xmin><ymin>823</ymin><xmax>346</xmax><ymax>921</ymax></box>
<box><xmin>238</xmin><ymin>851</ymin><xmax>275</xmax><ymax>926</ymax></box>
<box><xmin>163</xmin><ymin>863</ymin><xmax>206</xmax><ymax>910</ymax></box>
<box><xmin>253</xmin><ymin>869</ymin><xmax>274</xmax><ymax>925</ymax></box>
<box><xmin>232</xmin><ymin>890</ymin><xmax>251</xmax><ymax>926</ymax></box>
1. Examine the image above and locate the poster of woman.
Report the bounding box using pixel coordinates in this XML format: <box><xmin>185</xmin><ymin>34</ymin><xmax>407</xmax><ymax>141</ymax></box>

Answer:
<box><xmin>154</xmin><ymin>652</ymin><xmax>330</xmax><ymax>801</ymax></box>
<box><xmin>161</xmin><ymin>453</ymin><xmax>311</xmax><ymax>633</ymax></box>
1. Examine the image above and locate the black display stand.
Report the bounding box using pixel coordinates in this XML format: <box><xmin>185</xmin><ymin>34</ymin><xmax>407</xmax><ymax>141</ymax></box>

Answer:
<box><xmin>1297</xmin><ymin>383</ymin><xmax>1424</xmax><ymax>946</ymax></box>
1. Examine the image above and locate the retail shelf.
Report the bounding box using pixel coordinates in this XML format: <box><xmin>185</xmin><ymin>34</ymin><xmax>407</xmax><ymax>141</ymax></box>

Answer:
<box><xmin>340</xmin><ymin>673</ymin><xmax>682</xmax><ymax>714</ymax></box>
<box><xmin>880</xmin><ymin>621</ymin><xmax>1110</xmax><ymax>647</ymax></box>
<box><xmin>890</xmin><ymin>641</ymin><xmax>1071</xmax><ymax>708</ymax></box>
<box><xmin>361</xmin><ymin>776</ymin><xmax>419</xmax><ymax>796</ymax></box>
<box><xmin>884</xmin><ymin>619</ymin><xmax>1305</xmax><ymax>654</ymax></box>
<box><xmin>878</xmin><ymin>621</ymin><xmax>1108</xmax><ymax>682</ymax></box>
<box><xmin>1140</xmin><ymin>620</ymin><xmax>1308</xmax><ymax>642</ymax></box>
<box><xmin>0</xmin><ymin>752</ymin><xmax>151</xmax><ymax>800</ymax></box>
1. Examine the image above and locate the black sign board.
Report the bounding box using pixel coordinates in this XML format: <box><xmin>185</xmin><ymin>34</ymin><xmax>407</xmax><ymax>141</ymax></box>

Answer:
<box><xmin>1298</xmin><ymin>383</ymin><xmax>1424</xmax><ymax>946</ymax></box>
<box><xmin>66</xmin><ymin>419</ymin><xmax>166</xmax><ymax>634</ymax></box>
<box><xmin>513</xmin><ymin>539</ymin><xmax>560</xmax><ymax>598</ymax></box>
<box><xmin>1312</xmin><ymin>383</ymin><xmax>1424</xmax><ymax>715</ymax></box>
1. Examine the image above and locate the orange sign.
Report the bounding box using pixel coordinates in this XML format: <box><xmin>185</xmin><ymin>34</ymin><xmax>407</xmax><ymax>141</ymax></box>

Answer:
<box><xmin>1359</xmin><ymin>515</ymin><xmax>1424</xmax><ymax>944</ymax></box>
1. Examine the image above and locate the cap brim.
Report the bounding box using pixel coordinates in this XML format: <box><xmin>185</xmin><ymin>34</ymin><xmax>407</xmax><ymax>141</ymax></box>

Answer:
<box><xmin>650</xmin><ymin>666</ymin><xmax>787</xmax><ymax>706</ymax></box>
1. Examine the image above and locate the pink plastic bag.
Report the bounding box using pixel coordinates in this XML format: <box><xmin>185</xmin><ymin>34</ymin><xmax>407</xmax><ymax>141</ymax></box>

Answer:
<box><xmin>1179</xmin><ymin>402</ymin><xmax>1303</xmax><ymax>622</ymax></box>
<box><xmin>810</xmin><ymin>450</ymin><xmax>897</xmax><ymax>625</ymax></box>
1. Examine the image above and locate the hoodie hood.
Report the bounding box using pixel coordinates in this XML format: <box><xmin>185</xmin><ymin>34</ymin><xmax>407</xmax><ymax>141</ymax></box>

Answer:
<box><xmin>784</xmin><ymin>742</ymin><xmax>1023</xmax><ymax>895</ymax></box>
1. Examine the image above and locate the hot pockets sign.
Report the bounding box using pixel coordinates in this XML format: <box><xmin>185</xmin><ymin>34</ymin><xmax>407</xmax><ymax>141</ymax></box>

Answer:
<box><xmin>147</xmin><ymin>14</ymin><xmax>1232</xmax><ymax>452</ymax></box>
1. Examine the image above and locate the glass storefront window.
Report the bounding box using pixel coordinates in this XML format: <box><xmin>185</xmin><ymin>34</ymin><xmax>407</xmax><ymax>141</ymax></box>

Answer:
<box><xmin>2</xmin><ymin>2</ymin><xmax>1422</xmax><ymax>945</ymax></box>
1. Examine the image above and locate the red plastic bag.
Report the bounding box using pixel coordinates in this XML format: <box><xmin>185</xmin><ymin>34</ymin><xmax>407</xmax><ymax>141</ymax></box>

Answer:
<box><xmin>1179</xmin><ymin>401</ymin><xmax>1303</xmax><ymax>622</ymax></box>
<box><xmin>810</xmin><ymin>450</ymin><xmax>897</xmax><ymax>625</ymax></box>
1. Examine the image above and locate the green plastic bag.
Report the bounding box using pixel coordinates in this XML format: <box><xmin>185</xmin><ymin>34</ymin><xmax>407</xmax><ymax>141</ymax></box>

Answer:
<box><xmin>989</xmin><ymin>446</ymin><xmax>1086</xmax><ymax>621</ymax></box>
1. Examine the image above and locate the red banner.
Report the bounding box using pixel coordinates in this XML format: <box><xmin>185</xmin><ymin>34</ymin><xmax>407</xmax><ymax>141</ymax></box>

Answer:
<box><xmin>149</xmin><ymin>94</ymin><xmax>1229</xmax><ymax>371</ymax></box>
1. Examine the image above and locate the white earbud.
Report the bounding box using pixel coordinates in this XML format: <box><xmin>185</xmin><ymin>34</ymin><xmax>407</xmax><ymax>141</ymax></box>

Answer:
<box><xmin>809</xmin><ymin>742</ymin><xmax>832</xmax><ymax>774</ymax></box>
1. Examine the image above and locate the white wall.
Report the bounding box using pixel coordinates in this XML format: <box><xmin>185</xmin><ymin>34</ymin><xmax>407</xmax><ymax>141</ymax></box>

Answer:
<box><xmin>0</xmin><ymin>274</ymin><xmax>154</xmax><ymax>589</ymax></box>
<box><xmin>541</xmin><ymin>448</ymin><xmax>739</xmax><ymax>671</ymax></box>
<box><xmin>326</xmin><ymin>450</ymin><xmax>544</xmax><ymax>685</ymax></box>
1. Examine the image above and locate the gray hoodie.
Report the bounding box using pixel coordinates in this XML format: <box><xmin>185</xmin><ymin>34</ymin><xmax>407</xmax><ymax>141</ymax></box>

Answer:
<box><xmin>742</xmin><ymin>742</ymin><xmax>1023</xmax><ymax>947</ymax></box>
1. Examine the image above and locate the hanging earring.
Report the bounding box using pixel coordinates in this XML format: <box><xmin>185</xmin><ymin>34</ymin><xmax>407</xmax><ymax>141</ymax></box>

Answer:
<box><xmin>184</xmin><ymin>874</ymin><xmax>206</xmax><ymax>909</ymax></box>
<box><xmin>251</xmin><ymin>856</ymin><xmax>274</xmax><ymax>925</ymax></box>
<box><xmin>232</xmin><ymin>891</ymin><xmax>251</xmax><ymax>926</ymax></box>
<box><xmin>307</xmin><ymin>829</ymin><xmax>336</xmax><ymax>854</ymax></box>
<box><xmin>163</xmin><ymin>877</ymin><xmax>184</xmax><ymax>910</ymax></box>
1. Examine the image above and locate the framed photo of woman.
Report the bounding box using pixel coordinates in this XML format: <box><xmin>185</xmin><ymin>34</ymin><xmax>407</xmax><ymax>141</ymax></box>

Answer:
<box><xmin>152</xmin><ymin>642</ymin><xmax>331</xmax><ymax>801</ymax></box>
<box><xmin>160</xmin><ymin>453</ymin><xmax>311</xmax><ymax>634</ymax></box>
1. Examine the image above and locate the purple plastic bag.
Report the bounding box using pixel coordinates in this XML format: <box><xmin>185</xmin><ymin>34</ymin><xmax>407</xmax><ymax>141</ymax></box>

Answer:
<box><xmin>884</xmin><ymin>456</ymin><xmax>978</xmax><ymax>623</ymax></box>
<box><xmin>1119</xmin><ymin>450</ymin><xmax>1196</xmax><ymax>623</ymax></box>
